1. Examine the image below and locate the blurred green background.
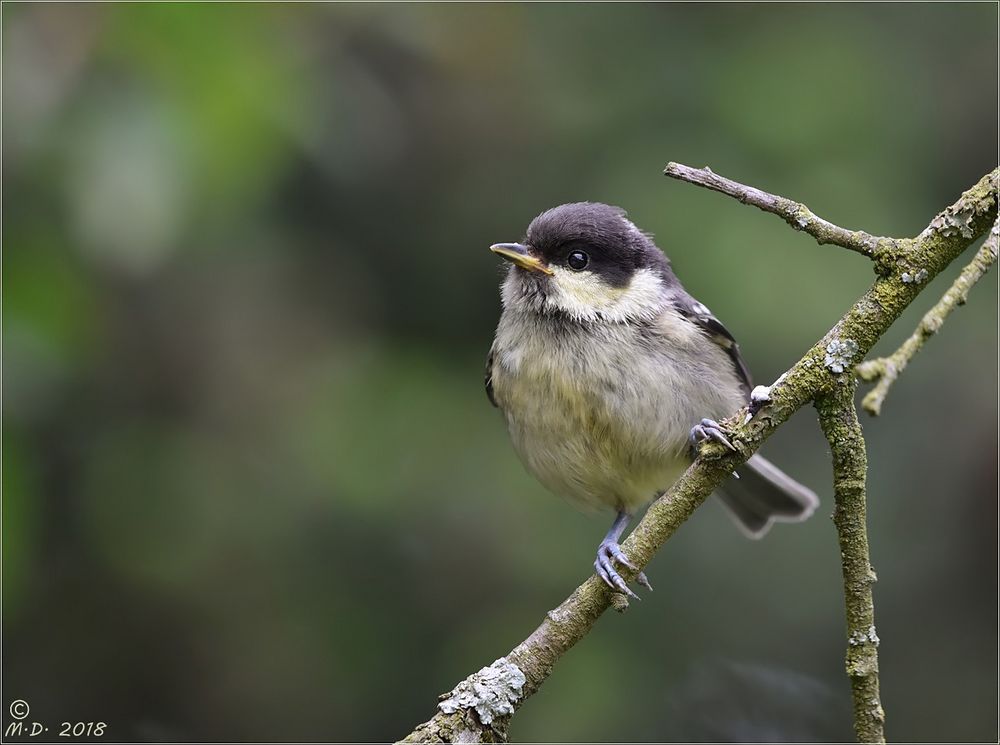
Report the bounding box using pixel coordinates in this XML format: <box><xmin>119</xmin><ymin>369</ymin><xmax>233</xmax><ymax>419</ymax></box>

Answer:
<box><xmin>3</xmin><ymin>3</ymin><xmax>997</xmax><ymax>742</ymax></box>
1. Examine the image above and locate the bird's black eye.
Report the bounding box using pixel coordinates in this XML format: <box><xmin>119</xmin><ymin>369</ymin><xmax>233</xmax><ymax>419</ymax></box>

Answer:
<box><xmin>566</xmin><ymin>250</ymin><xmax>589</xmax><ymax>271</ymax></box>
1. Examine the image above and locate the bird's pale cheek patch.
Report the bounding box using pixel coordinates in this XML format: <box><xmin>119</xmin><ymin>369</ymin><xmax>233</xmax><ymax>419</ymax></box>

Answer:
<box><xmin>550</xmin><ymin>268</ymin><xmax>626</xmax><ymax>309</ymax></box>
<box><xmin>546</xmin><ymin>267</ymin><xmax>665</xmax><ymax>323</ymax></box>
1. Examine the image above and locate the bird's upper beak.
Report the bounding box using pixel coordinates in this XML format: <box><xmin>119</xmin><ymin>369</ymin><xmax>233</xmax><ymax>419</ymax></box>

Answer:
<box><xmin>489</xmin><ymin>243</ymin><xmax>553</xmax><ymax>275</ymax></box>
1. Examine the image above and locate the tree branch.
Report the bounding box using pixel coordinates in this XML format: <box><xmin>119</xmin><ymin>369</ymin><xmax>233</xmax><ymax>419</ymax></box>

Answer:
<box><xmin>663</xmin><ymin>162</ymin><xmax>884</xmax><ymax>258</ymax></box>
<box><xmin>856</xmin><ymin>219</ymin><xmax>999</xmax><ymax>415</ymax></box>
<box><xmin>399</xmin><ymin>166</ymin><xmax>997</xmax><ymax>744</ymax></box>
<box><xmin>816</xmin><ymin>379</ymin><xmax>884</xmax><ymax>744</ymax></box>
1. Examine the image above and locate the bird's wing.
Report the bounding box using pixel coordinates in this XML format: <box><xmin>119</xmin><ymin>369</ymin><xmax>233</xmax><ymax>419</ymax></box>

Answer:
<box><xmin>671</xmin><ymin>292</ymin><xmax>753</xmax><ymax>396</ymax></box>
<box><xmin>485</xmin><ymin>348</ymin><xmax>498</xmax><ymax>407</ymax></box>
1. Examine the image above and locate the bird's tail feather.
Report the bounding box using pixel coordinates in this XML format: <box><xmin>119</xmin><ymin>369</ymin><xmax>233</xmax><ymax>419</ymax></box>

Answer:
<box><xmin>717</xmin><ymin>454</ymin><xmax>819</xmax><ymax>538</ymax></box>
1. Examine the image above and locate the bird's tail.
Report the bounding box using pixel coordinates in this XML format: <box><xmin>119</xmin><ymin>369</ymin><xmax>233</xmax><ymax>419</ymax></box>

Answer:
<box><xmin>717</xmin><ymin>454</ymin><xmax>819</xmax><ymax>538</ymax></box>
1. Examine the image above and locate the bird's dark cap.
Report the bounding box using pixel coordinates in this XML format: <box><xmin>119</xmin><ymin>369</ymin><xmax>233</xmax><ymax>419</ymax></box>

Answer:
<box><xmin>522</xmin><ymin>202</ymin><xmax>670</xmax><ymax>288</ymax></box>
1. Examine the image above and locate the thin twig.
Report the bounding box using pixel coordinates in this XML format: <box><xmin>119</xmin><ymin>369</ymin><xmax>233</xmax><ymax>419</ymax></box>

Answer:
<box><xmin>663</xmin><ymin>162</ymin><xmax>883</xmax><ymax>258</ymax></box>
<box><xmin>399</xmin><ymin>167</ymin><xmax>997</xmax><ymax>744</ymax></box>
<box><xmin>816</xmin><ymin>379</ymin><xmax>885</xmax><ymax>744</ymax></box>
<box><xmin>857</xmin><ymin>219</ymin><xmax>999</xmax><ymax>415</ymax></box>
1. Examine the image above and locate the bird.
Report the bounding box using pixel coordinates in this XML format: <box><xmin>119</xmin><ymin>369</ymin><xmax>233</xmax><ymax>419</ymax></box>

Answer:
<box><xmin>485</xmin><ymin>202</ymin><xmax>818</xmax><ymax>597</ymax></box>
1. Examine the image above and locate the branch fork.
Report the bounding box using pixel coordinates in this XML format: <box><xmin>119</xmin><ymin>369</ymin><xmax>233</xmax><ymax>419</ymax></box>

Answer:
<box><xmin>856</xmin><ymin>219</ymin><xmax>998</xmax><ymax>416</ymax></box>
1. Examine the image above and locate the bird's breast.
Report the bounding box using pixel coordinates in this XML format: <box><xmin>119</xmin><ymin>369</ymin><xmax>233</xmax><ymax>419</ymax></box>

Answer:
<box><xmin>490</xmin><ymin>313</ymin><xmax>716</xmax><ymax>513</ymax></box>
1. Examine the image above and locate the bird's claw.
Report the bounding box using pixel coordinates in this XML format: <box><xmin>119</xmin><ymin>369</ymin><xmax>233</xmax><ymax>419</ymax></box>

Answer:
<box><xmin>595</xmin><ymin>540</ymin><xmax>652</xmax><ymax>598</ymax></box>
<box><xmin>689</xmin><ymin>418</ymin><xmax>737</xmax><ymax>456</ymax></box>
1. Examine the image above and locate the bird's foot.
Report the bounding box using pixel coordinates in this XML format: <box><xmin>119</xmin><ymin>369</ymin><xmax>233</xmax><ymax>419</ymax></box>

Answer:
<box><xmin>689</xmin><ymin>417</ymin><xmax>737</xmax><ymax>457</ymax></box>
<box><xmin>595</xmin><ymin>540</ymin><xmax>653</xmax><ymax>598</ymax></box>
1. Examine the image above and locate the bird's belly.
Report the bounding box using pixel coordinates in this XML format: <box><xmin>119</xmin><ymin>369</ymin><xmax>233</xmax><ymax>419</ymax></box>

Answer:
<box><xmin>494</xmin><ymin>351</ymin><xmax>691</xmax><ymax>514</ymax></box>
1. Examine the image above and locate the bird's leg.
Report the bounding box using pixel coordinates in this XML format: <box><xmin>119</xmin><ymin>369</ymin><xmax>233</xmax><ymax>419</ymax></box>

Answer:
<box><xmin>688</xmin><ymin>417</ymin><xmax>738</xmax><ymax>456</ymax></box>
<box><xmin>594</xmin><ymin>511</ymin><xmax>653</xmax><ymax>597</ymax></box>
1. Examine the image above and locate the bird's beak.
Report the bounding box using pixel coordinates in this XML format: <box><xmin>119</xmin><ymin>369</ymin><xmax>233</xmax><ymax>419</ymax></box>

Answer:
<box><xmin>489</xmin><ymin>243</ymin><xmax>553</xmax><ymax>275</ymax></box>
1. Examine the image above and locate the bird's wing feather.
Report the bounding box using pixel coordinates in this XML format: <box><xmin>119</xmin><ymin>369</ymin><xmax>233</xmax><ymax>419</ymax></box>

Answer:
<box><xmin>670</xmin><ymin>292</ymin><xmax>753</xmax><ymax>396</ymax></box>
<box><xmin>485</xmin><ymin>348</ymin><xmax>498</xmax><ymax>407</ymax></box>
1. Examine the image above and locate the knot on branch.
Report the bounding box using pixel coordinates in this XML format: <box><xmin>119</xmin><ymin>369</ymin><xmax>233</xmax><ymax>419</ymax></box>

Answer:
<box><xmin>869</xmin><ymin>700</ymin><xmax>887</xmax><ymax>725</ymax></box>
<box><xmin>920</xmin><ymin>315</ymin><xmax>943</xmax><ymax>335</ymax></box>
<box><xmin>438</xmin><ymin>658</ymin><xmax>526</xmax><ymax>726</ymax></box>
<box><xmin>846</xmin><ymin>652</ymin><xmax>879</xmax><ymax>679</ymax></box>
<box><xmin>855</xmin><ymin>359</ymin><xmax>891</xmax><ymax>383</ymax></box>
<box><xmin>610</xmin><ymin>592</ymin><xmax>631</xmax><ymax>613</ymax></box>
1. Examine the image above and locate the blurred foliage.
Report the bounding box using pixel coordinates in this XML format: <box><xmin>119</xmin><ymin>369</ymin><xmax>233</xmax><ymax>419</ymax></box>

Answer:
<box><xmin>2</xmin><ymin>3</ymin><xmax>997</xmax><ymax>742</ymax></box>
